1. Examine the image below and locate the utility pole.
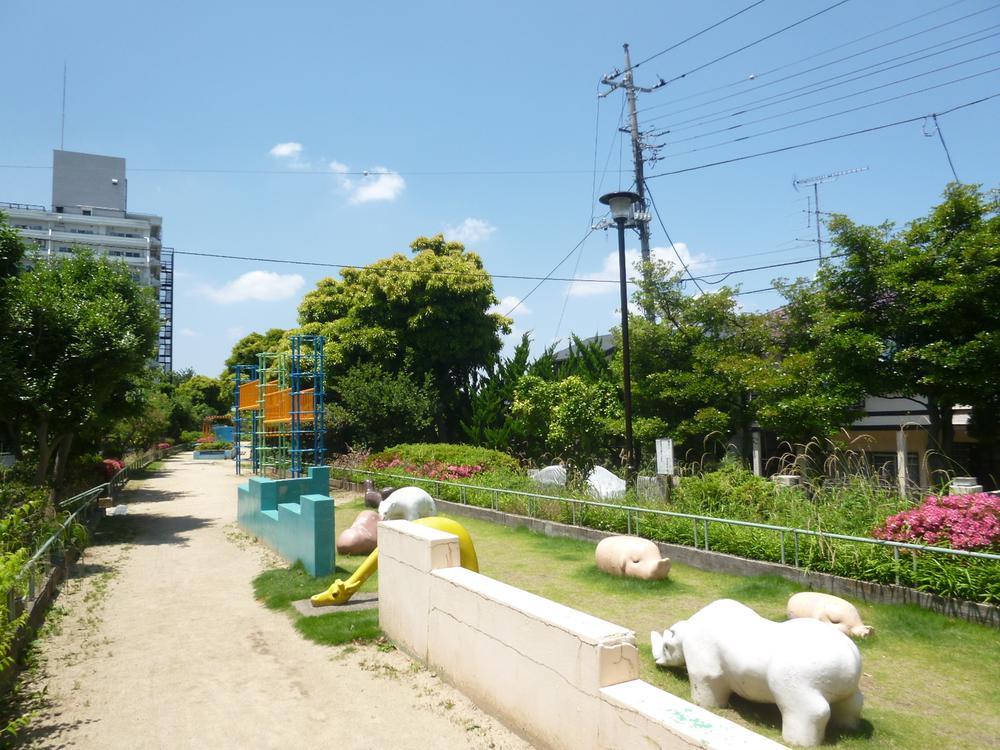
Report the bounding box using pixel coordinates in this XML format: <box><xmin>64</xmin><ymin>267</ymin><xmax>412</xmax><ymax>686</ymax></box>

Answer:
<box><xmin>622</xmin><ymin>44</ymin><xmax>651</xmax><ymax>269</ymax></box>
<box><xmin>793</xmin><ymin>166</ymin><xmax>869</xmax><ymax>260</ymax></box>
<box><xmin>601</xmin><ymin>44</ymin><xmax>661</xmax><ymax>318</ymax></box>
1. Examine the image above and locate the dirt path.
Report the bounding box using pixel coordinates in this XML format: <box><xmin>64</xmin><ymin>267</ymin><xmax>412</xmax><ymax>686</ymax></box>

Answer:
<box><xmin>18</xmin><ymin>454</ymin><xmax>530</xmax><ymax>749</ymax></box>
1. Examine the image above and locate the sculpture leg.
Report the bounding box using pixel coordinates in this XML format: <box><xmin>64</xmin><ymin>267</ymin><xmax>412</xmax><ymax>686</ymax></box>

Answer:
<box><xmin>310</xmin><ymin>549</ymin><xmax>379</xmax><ymax>607</ymax></box>
<box><xmin>689</xmin><ymin>674</ymin><xmax>731</xmax><ymax>708</ymax></box>
<box><xmin>829</xmin><ymin>690</ymin><xmax>863</xmax><ymax>731</ymax></box>
<box><xmin>777</xmin><ymin>691</ymin><xmax>831</xmax><ymax>748</ymax></box>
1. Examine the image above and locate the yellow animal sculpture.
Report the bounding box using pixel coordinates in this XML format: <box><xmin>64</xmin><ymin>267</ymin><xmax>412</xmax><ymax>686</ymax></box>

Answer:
<box><xmin>310</xmin><ymin>516</ymin><xmax>479</xmax><ymax>607</ymax></box>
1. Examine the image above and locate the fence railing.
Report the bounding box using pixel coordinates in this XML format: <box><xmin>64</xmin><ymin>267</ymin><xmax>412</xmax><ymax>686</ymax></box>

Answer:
<box><xmin>339</xmin><ymin>469</ymin><xmax>1000</xmax><ymax>588</ymax></box>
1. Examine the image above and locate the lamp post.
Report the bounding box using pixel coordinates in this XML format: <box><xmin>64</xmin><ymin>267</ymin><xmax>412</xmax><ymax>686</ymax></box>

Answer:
<box><xmin>599</xmin><ymin>190</ymin><xmax>640</xmax><ymax>484</ymax></box>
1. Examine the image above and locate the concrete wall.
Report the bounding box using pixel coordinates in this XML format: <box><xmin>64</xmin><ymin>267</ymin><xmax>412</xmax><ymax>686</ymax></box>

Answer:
<box><xmin>52</xmin><ymin>149</ymin><xmax>127</xmax><ymax>212</ymax></box>
<box><xmin>377</xmin><ymin>520</ymin><xmax>785</xmax><ymax>750</ymax></box>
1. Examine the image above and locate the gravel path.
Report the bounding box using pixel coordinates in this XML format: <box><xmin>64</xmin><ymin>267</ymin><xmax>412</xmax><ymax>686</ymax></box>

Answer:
<box><xmin>18</xmin><ymin>453</ymin><xmax>530</xmax><ymax>749</ymax></box>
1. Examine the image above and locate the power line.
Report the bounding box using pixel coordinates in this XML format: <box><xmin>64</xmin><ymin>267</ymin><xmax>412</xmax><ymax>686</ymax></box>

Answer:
<box><xmin>629</xmin><ymin>1</ymin><xmax>769</xmax><ymax>71</ymax></box>
<box><xmin>649</xmin><ymin>25</ymin><xmax>1000</xmax><ymax>130</ymax></box>
<box><xmin>929</xmin><ymin>113</ymin><xmax>961</xmax><ymax>181</ymax></box>
<box><xmin>646</xmin><ymin>93</ymin><xmax>999</xmax><ymax>179</ymax></box>
<box><xmin>643</xmin><ymin>181</ymin><xmax>704</xmax><ymax>292</ymax></box>
<box><xmin>170</xmin><ymin>243</ymin><xmax>854</xmax><ymax>291</ymax></box>
<box><xmin>656</xmin><ymin>48</ymin><xmax>1000</xmax><ymax>145</ymax></box>
<box><xmin>653</xmin><ymin>0</ymin><xmax>854</xmax><ymax>89</ymax></box>
<box><xmin>635</xmin><ymin>0</ymin><xmax>987</xmax><ymax>116</ymax></box>
<box><xmin>662</xmin><ymin>61</ymin><xmax>1000</xmax><ymax>158</ymax></box>
<box><xmin>504</xmin><ymin>228</ymin><xmax>596</xmax><ymax>316</ymax></box>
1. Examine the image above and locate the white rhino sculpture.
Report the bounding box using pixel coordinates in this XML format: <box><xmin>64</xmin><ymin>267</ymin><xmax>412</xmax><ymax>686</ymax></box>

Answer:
<box><xmin>651</xmin><ymin>599</ymin><xmax>863</xmax><ymax>747</ymax></box>
<box><xmin>787</xmin><ymin>592</ymin><xmax>873</xmax><ymax>639</ymax></box>
<box><xmin>595</xmin><ymin>536</ymin><xmax>671</xmax><ymax>580</ymax></box>
<box><xmin>377</xmin><ymin>486</ymin><xmax>437</xmax><ymax>521</ymax></box>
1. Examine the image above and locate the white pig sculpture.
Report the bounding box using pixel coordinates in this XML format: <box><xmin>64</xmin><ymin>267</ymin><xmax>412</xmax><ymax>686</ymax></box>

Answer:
<box><xmin>595</xmin><ymin>536</ymin><xmax>671</xmax><ymax>580</ymax></box>
<box><xmin>787</xmin><ymin>592</ymin><xmax>873</xmax><ymax>638</ymax></box>
<box><xmin>377</xmin><ymin>486</ymin><xmax>437</xmax><ymax>521</ymax></box>
<box><xmin>651</xmin><ymin>599</ymin><xmax>863</xmax><ymax>747</ymax></box>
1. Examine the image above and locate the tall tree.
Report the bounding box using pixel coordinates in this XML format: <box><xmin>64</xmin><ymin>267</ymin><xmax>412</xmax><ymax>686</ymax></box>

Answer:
<box><xmin>297</xmin><ymin>234</ymin><xmax>510</xmax><ymax>438</ymax></box>
<box><xmin>817</xmin><ymin>183</ymin><xmax>1000</xmax><ymax>471</ymax></box>
<box><xmin>0</xmin><ymin>236</ymin><xmax>159</xmax><ymax>493</ymax></box>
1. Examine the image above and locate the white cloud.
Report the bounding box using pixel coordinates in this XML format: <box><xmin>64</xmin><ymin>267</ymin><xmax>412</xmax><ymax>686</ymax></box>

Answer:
<box><xmin>198</xmin><ymin>270</ymin><xmax>306</xmax><ymax>304</ymax></box>
<box><xmin>329</xmin><ymin>162</ymin><xmax>405</xmax><ymax>204</ymax></box>
<box><xmin>351</xmin><ymin>168</ymin><xmax>405</xmax><ymax>204</ymax></box>
<box><xmin>226</xmin><ymin>326</ymin><xmax>247</xmax><ymax>340</ymax></box>
<box><xmin>444</xmin><ymin>218</ymin><xmax>497</xmax><ymax>244</ymax></box>
<box><xmin>269</xmin><ymin>142</ymin><xmax>304</xmax><ymax>159</ymax></box>
<box><xmin>489</xmin><ymin>295</ymin><xmax>530</xmax><ymax>318</ymax></box>
<box><xmin>568</xmin><ymin>242</ymin><xmax>709</xmax><ymax>297</ymax></box>
<box><xmin>179</xmin><ymin>328</ymin><xmax>200</xmax><ymax>338</ymax></box>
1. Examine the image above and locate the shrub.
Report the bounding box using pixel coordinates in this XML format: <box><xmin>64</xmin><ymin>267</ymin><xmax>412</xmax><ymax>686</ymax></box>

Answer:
<box><xmin>156</xmin><ymin>442</ymin><xmax>171</xmax><ymax>450</ymax></box>
<box><xmin>101</xmin><ymin>458</ymin><xmax>125</xmax><ymax>479</ymax></box>
<box><xmin>873</xmin><ymin>493</ymin><xmax>1000</xmax><ymax>551</ymax></box>
<box><xmin>179</xmin><ymin>430</ymin><xmax>203</xmax><ymax>444</ymax></box>
<box><xmin>194</xmin><ymin>441</ymin><xmax>232</xmax><ymax>452</ymax></box>
<box><xmin>366</xmin><ymin>443</ymin><xmax>520</xmax><ymax>474</ymax></box>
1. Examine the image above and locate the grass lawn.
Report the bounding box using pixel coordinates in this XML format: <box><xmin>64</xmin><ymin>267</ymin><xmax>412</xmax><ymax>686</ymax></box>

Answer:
<box><xmin>252</xmin><ymin>498</ymin><xmax>383</xmax><ymax>645</ymax></box>
<box><xmin>256</xmin><ymin>499</ymin><xmax>1000</xmax><ymax>749</ymax></box>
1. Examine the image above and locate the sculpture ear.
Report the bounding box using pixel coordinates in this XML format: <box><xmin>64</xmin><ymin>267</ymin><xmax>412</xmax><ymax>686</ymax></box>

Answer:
<box><xmin>650</xmin><ymin>630</ymin><xmax>663</xmax><ymax>657</ymax></box>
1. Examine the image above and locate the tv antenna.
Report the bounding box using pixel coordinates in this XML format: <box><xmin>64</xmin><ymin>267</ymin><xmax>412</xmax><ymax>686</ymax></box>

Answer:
<box><xmin>793</xmin><ymin>166</ymin><xmax>869</xmax><ymax>259</ymax></box>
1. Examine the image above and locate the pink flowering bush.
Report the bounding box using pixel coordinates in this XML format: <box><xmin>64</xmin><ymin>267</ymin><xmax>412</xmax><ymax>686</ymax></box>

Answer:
<box><xmin>101</xmin><ymin>458</ymin><xmax>126</xmax><ymax>480</ymax></box>
<box><xmin>872</xmin><ymin>492</ymin><xmax>1000</xmax><ymax>551</ymax></box>
<box><xmin>369</xmin><ymin>456</ymin><xmax>485</xmax><ymax>482</ymax></box>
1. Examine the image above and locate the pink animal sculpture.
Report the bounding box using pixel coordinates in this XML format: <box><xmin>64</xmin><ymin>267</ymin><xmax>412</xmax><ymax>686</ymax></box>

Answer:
<box><xmin>787</xmin><ymin>592</ymin><xmax>873</xmax><ymax>639</ymax></box>
<box><xmin>595</xmin><ymin>535</ymin><xmax>671</xmax><ymax>580</ymax></box>
<box><xmin>336</xmin><ymin>510</ymin><xmax>379</xmax><ymax>555</ymax></box>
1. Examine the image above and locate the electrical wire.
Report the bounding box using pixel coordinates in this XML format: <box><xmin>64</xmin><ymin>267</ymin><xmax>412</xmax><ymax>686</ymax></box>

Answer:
<box><xmin>645</xmin><ymin>92</ymin><xmax>999</xmax><ymax>179</ymax></box>
<box><xmin>629</xmin><ymin>1</ymin><xmax>769</xmax><ymax>71</ymax></box>
<box><xmin>504</xmin><ymin>229</ymin><xmax>596</xmax><ymax>316</ymax></box>
<box><xmin>662</xmin><ymin>62</ymin><xmax>1000</xmax><ymax>158</ymax></box>
<box><xmin>656</xmin><ymin>48</ymin><xmax>1000</xmax><ymax>145</ymax></box>
<box><xmin>0</xmin><ymin>164</ymin><xmax>623</xmax><ymax>177</ymax></box>
<box><xmin>649</xmin><ymin>25</ymin><xmax>1000</xmax><ymax>129</ymax></box>
<box><xmin>653</xmin><ymin>0</ymin><xmax>854</xmax><ymax>89</ymax></box>
<box><xmin>635</xmin><ymin>0</ymin><xmax>986</xmax><ymax>115</ymax></box>
<box><xmin>930</xmin><ymin>113</ymin><xmax>961</xmax><ymax>181</ymax></box>
<box><xmin>168</xmin><ymin>242</ymin><xmax>852</xmax><ymax>291</ymax></box>
<box><xmin>643</xmin><ymin>181</ymin><xmax>704</xmax><ymax>292</ymax></box>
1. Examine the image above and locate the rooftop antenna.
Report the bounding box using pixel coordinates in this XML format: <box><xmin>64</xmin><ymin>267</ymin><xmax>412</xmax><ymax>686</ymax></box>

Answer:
<box><xmin>793</xmin><ymin>166</ymin><xmax>869</xmax><ymax>259</ymax></box>
<box><xmin>60</xmin><ymin>62</ymin><xmax>67</xmax><ymax>150</ymax></box>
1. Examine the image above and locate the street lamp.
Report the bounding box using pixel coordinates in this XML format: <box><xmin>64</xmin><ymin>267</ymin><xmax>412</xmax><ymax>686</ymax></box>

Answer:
<box><xmin>599</xmin><ymin>190</ymin><xmax>640</xmax><ymax>483</ymax></box>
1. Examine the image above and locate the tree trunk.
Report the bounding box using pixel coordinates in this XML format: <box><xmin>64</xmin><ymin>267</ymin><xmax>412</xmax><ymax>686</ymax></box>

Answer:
<box><xmin>52</xmin><ymin>432</ymin><xmax>75</xmax><ymax>491</ymax></box>
<box><xmin>35</xmin><ymin>417</ymin><xmax>53</xmax><ymax>485</ymax></box>
<box><xmin>925</xmin><ymin>397</ymin><xmax>955</xmax><ymax>484</ymax></box>
<box><xmin>0</xmin><ymin>419</ymin><xmax>21</xmax><ymax>458</ymax></box>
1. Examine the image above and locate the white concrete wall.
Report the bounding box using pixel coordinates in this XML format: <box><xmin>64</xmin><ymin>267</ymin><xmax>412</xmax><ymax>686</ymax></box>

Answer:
<box><xmin>378</xmin><ymin>521</ymin><xmax>785</xmax><ymax>750</ymax></box>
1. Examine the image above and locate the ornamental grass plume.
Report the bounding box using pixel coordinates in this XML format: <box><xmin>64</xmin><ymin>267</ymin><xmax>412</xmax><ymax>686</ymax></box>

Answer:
<box><xmin>872</xmin><ymin>492</ymin><xmax>1000</xmax><ymax>551</ymax></box>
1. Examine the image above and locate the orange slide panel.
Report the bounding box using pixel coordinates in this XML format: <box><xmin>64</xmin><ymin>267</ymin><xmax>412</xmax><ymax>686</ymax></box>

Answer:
<box><xmin>238</xmin><ymin>379</ymin><xmax>260</xmax><ymax>411</ymax></box>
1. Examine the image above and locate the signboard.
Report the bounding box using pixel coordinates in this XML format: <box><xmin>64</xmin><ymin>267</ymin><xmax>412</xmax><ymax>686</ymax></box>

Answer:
<box><xmin>655</xmin><ymin>438</ymin><xmax>674</xmax><ymax>476</ymax></box>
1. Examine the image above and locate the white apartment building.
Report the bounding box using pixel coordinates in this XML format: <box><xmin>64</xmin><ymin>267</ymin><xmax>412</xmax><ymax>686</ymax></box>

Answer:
<box><xmin>2</xmin><ymin>150</ymin><xmax>173</xmax><ymax>370</ymax></box>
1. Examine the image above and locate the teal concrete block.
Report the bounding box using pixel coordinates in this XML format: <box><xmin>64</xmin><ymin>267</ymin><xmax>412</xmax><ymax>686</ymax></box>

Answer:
<box><xmin>235</xmin><ymin>468</ymin><xmax>335</xmax><ymax>577</ymax></box>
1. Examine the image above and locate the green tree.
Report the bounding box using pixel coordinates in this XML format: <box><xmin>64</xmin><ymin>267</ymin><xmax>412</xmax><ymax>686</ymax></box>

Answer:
<box><xmin>512</xmin><ymin>374</ymin><xmax>621</xmax><ymax>471</ymax></box>
<box><xmin>628</xmin><ymin>261</ymin><xmax>775</xmax><ymax>457</ymax></box>
<box><xmin>0</xmin><ymin>214</ymin><xmax>26</xmax><ymax>455</ymax></box>
<box><xmin>297</xmin><ymin>234</ymin><xmax>510</xmax><ymax>438</ymax></box>
<box><xmin>814</xmin><ymin>183</ymin><xmax>1000</xmax><ymax>471</ymax></box>
<box><xmin>0</xmin><ymin>243</ymin><xmax>159</xmax><ymax>493</ymax></box>
<box><xmin>327</xmin><ymin>363</ymin><xmax>437</xmax><ymax>451</ymax></box>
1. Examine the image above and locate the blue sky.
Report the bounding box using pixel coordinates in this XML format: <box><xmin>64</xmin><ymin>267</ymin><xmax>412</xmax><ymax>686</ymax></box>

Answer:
<box><xmin>2</xmin><ymin>0</ymin><xmax>998</xmax><ymax>376</ymax></box>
